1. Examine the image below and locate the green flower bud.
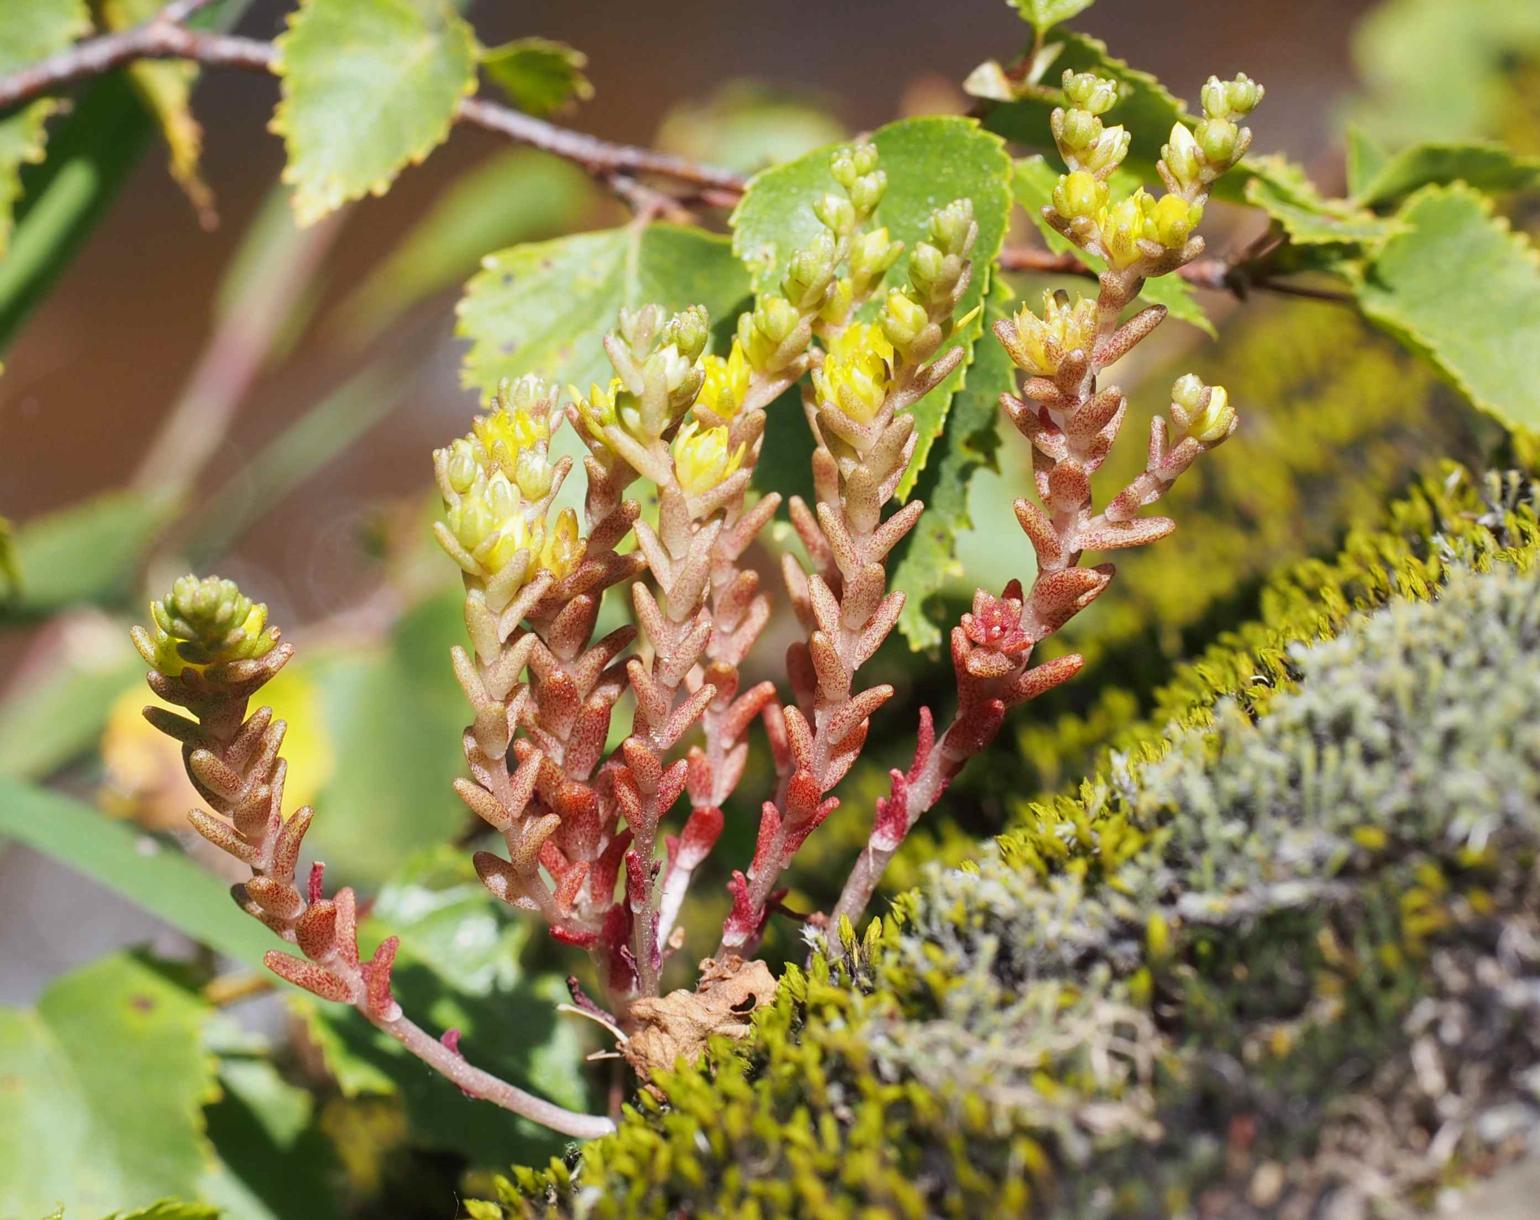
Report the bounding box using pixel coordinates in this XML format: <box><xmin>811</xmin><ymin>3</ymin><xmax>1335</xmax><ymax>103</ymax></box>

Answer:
<box><xmin>1195</xmin><ymin>117</ymin><xmax>1240</xmax><ymax>166</ymax></box>
<box><xmin>445</xmin><ymin>438</ymin><xmax>479</xmax><ymax>494</ymax></box>
<box><xmin>819</xmin><ymin>277</ymin><xmax>856</xmax><ymax>327</ymax></box>
<box><xmin>849</xmin><ymin>227</ymin><xmax>900</xmax><ymax>292</ymax></box>
<box><xmin>1161</xmin><ymin>123</ymin><xmax>1203</xmax><ymax>190</ymax></box>
<box><xmin>1052</xmin><ymin>170</ymin><xmax>1106</xmax><ymax>220</ymax></box>
<box><xmin>134</xmin><ymin>574</ymin><xmax>279</xmax><ymax>675</ymax></box>
<box><xmin>1061</xmin><ymin>70</ymin><xmax>1119</xmax><ymax>116</ymax></box>
<box><xmin>831</xmin><ymin>142</ymin><xmax>878</xmax><ymax>189</ymax></box>
<box><xmin>909</xmin><ymin>242</ymin><xmax>946</xmax><ymax>291</ymax></box>
<box><xmin>1079</xmin><ymin>124</ymin><xmax>1131</xmax><ymax>175</ymax></box>
<box><xmin>813</xmin><ymin>192</ymin><xmax>856</xmax><ymax>235</ymax></box>
<box><xmin>1148</xmin><ymin>194</ymin><xmax>1203</xmax><ymax>248</ymax></box>
<box><xmin>847</xmin><ymin>171</ymin><xmax>887</xmax><ymax>220</ymax></box>
<box><xmin>738</xmin><ymin>295</ymin><xmax>802</xmax><ymax>371</ymax></box>
<box><xmin>661</xmin><ymin>306</ymin><xmax>710</xmax><ymax>363</ymax></box>
<box><xmin>1201</xmin><ymin>73</ymin><xmax>1264</xmax><ymax>121</ymax></box>
<box><xmin>1060</xmin><ymin>108</ymin><xmax>1102</xmax><ymax>152</ymax></box>
<box><xmin>928</xmin><ymin>199</ymin><xmax>976</xmax><ymax>257</ymax></box>
<box><xmin>784</xmin><ymin>231</ymin><xmax>838</xmax><ymax>308</ymax></box>
<box><xmin>879</xmin><ymin>288</ymin><xmax>928</xmax><ymax>351</ymax></box>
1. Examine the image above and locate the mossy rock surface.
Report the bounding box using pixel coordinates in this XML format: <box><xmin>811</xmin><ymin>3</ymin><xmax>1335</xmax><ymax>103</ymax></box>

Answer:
<box><xmin>475</xmin><ymin>469</ymin><xmax>1540</xmax><ymax>1217</ymax></box>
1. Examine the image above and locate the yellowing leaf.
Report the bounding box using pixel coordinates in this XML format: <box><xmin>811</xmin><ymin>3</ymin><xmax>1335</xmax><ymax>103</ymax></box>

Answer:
<box><xmin>0</xmin><ymin>0</ymin><xmax>91</xmax><ymax>253</ymax></box>
<box><xmin>272</xmin><ymin>0</ymin><xmax>478</xmax><ymax>225</ymax></box>
<box><xmin>1358</xmin><ymin>183</ymin><xmax>1540</xmax><ymax>429</ymax></box>
<box><xmin>100</xmin><ymin>0</ymin><xmax>214</xmax><ymax>226</ymax></box>
<box><xmin>458</xmin><ymin>223</ymin><xmax>751</xmax><ymax>397</ymax></box>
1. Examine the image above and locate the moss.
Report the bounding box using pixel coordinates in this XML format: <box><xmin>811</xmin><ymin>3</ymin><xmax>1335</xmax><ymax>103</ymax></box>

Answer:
<box><xmin>483</xmin><ymin>471</ymin><xmax>1540</xmax><ymax>1218</ymax></box>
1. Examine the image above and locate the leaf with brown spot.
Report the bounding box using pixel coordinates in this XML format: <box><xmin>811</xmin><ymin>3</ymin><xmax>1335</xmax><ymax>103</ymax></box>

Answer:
<box><xmin>621</xmin><ymin>955</ymin><xmax>778</xmax><ymax>1079</ymax></box>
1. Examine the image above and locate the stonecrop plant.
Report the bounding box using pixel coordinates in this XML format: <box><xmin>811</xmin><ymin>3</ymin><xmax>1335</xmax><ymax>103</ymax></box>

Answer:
<box><xmin>131</xmin><ymin>70</ymin><xmax>1260</xmax><ymax>1137</ymax></box>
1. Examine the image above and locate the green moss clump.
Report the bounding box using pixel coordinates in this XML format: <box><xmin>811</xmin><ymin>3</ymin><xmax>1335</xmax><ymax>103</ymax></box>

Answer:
<box><xmin>484</xmin><ymin>468</ymin><xmax>1540</xmax><ymax>1218</ymax></box>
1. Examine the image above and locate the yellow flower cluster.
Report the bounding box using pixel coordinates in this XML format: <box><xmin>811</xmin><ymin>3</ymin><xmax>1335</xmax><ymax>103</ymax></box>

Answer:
<box><xmin>1002</xmin><ymin>290</ymin><xmax>1099</xmax><ymax>377</ymax></box>
<box><xmin>811</xmin><ymin>322</ymin><xmax>894</xmax><ymax>425</ymax></box>
<box><xmin>434</xmin><ymin>377</ymin><xmax>584</xmax><ymax>588</ymax></box>
<box><xmin>696</xmin><ymin>340</ymin><xmax>751</xmax><ymax>421</ymax></box>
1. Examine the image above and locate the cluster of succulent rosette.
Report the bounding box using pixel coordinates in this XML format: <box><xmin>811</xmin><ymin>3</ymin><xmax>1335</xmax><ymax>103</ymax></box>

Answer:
<box><xmin>132</xmin><ymin>68</ymin><xmax>1262</xmax><ymax>1137</ymax></box>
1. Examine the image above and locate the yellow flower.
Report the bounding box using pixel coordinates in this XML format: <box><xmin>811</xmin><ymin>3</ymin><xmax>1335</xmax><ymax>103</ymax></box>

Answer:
<box><xmin>447</xmin><ymin>471</ymin><xmax>543</xmax><ymax>576</ymax></box>
<box><xmin>1004</xmin><ymin>291</ymin><xmax>1097</xmax><ymax>376</ymax></box>
<box><xmin>537</xmin><ymin>508</ymin><xmax>585</xmax><ymax>580</ymax></box>
<box><xmin>812</xmin><ymin>322</ymin><xmax>893</xmax><ymax>424</ymax></box>
<box><xmin>1097</xmin><ymin>191</ymin><xmax>1154</xmax><ymax>269</ymax></box>
<box><xmin>672</xmin><ymin>421</ymin><xmax>745</xmax><ymax>496</ymax></box>
<box><xmin>1148</xmin><ymin>193</ymin><xmax>1203</xmax><ymax>248</ymax></box>
<box><xmin>697</xmin><ymin>340</ymin><xmax>751</xmax><ymax>420</ymax></box>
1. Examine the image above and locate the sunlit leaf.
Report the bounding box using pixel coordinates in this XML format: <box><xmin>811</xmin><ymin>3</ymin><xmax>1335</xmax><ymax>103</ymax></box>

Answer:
<box><xmin>273</xmin><ymin>0</ymin><xmax>478</xmax><ymax>225</ymax></box>
<box><xmin>458</xmin><ymin>222</ymin><xmax>751</xmax><ymax>397</ymax></box>
<box><xmin>1357</xmin><ymin>183</ymin><xmax>1540</xmax><ymax>429</ymax></box>
<box><xmin>732</xmin><ymin>116</ymin><xmax>1012</xmax><ymax>497</ymax></box>
<box><xmin>0</xmin><ymin>954</ymin><xmax>219</xmax><ymax>1218</ymax></box>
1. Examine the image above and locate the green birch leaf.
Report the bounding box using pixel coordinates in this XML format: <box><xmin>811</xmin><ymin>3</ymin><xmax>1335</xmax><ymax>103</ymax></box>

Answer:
<box><xmin>0</xmin><ymin>0</ymin><xmax>91</xmax><ymax>253</ymax></box>
<box><xmin>110</xmin><ymin>1203</ymin><xmax>220</xmax><ymax>1219</ymax></box>
<box><xmin>1008</xmin><ymin>0</ymin><xmax>1096</xmax><ymax>35</ymax></box>
<box><xmin>1242</xmin><ymin>155</ymin><xmax>1402</xmax><ymax>247</ymax></box>
<box><xmin>1352</xmin><ymin>141</ymin><xmax>1540</xmax><ymax>209</ymax></box>
<box><xmin>0</xmin><ymin>778</ymin><xmax>277</xmax><ymax>968</ymax></box>
<box><xmin>0</xmin><ymin>954</ymin><xmax>219</xmax><ymax>1218</ymax></box>
<box><xmin>1345</xmin><ymin>126</ymin><xmax>1390</xmax><ymax>200</ymax></box>
<box><xmin>480</xmin><ymin>37</ymin><xmax>593</xmax><ymax>118</ymax></box>
<box><xmin>272</xmin><ymin>0</ymin><xmax>478</xmax><ymax>225</ymax></box>
<box><xmin>892</xmin><ymin>275</ymin><xmax>1017</xmax><ymax>650</ymax></box>
<box><xmin>297</xmin><ymin>847</ymin><xmax>591</xmax><ymax>1168</ymax></box>
<box><xmin>458</xmin><ymin>222</ymin><xmax>751</xmax><ymax>397</ymax></box>
<box><xmin>731</xmin><ymin>116</ymin><xmax>1012</xmax><ymax>497</ymax></box>
<box><xmin>1357</xmin><ymin>183</ymin><xmax>1540</xmax><ymax>429</ymax></box>
<box><xmin>1011</xmin><ymin>156</ymin><xmax>1213</xmax><ymax>336</ymax></box>
<box><xmin>982</xmin><ymin>32</ymin><xmax>1188</xmax><ymax>177</ymax></box>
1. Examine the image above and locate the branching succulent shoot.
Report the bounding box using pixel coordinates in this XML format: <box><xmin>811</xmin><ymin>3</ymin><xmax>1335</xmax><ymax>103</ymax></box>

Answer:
<box><xmin>132</xmin><ymin>72</ymin><xmax>1262</xmax><ymax>1137</ymax></box>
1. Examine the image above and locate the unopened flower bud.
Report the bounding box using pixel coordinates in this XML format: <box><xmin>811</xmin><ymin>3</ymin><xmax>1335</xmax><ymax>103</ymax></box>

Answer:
<box><xmin>1195</xmin><ymin>117</ymin><xmax>1240</xmax><ymax>167</ymax></box>
<box><xmin>538</xmin><ymin>508</ymin><xmax>584</xmax><ymax>579</ymax></box>
<box><xmin>831</xmin><ymin>142</ymin><xmax>878</xmax><ymax>189</ymax></box>
<box><xmin>928</xmin><ymin>199</ymin><xmax>976</xmax><ymax>257</ymax></box>
<box><xmin>1162</xmin><ymin>123</ymin><xmax>1203</xmax><ymax>190</ymax></box>
<box><xmin>1189</xmin><ymin>383</ymin><xmax>1235</xmax><ymax>444</ymax></box>
<box><xmin>847</xmin><ymin>171</ymin><xmax>887</xmax><ymax>219</ymax></box>
<box><xmin>1052</xmin><ymin>170</ymin><xmax>1106</xmax><ymax>220</ymax></box>
<box><xmin>879</xmin><ymin>288</ymin><xmax>928</xmax><ymax>351</ymax></box>
<box><xmin>1080</xmin><ymin>124</ymin><xmax>1131</xmax><ymax>175</ymax></box>
<box><xmin>1062</xmin><ymin>70</ymin><xmax>1119</xmax><ymax>116</ymax></box>
<box><xmin>819</xmin><ymin>276</ymin><xmax>855</xmax><ymax>327</ymax></box>
<box><xmin>849</xmin><ymin>226</ymin><xmax>900</xmax><ymax>295</ymax></box>
<box><xmin>1097</xmin><ymin>191</ymin><xmax>1150</xmax><ymax>269</ymax></box>
<box><xmin>134</xmin><ymin>574</ymin><xmax>280</xmax><ymax>674</ymax></box>
<box><xmin>661</xmin><ymin>306</ymin><xmax>710</xmax><ymax>363</ymax></box>
<box><xmin>445</xmin><ymin>438</ymin><xmax>479</xmax><ymax>494</ymax></box>
<box><xmin>784</xmin><ymin>231</ymin><xmax>838</xmax><ymax>308</ymax></box>
<box><xmin>1148</xmin><ymin>194</ymin><xmax>1203</xmax><ymax>248</ymax></box>
<box><xmin>738</xmin><ymin>295</ymin><xmax>801</xmax><ymax>371</ymax></box>
<box><xmin>1201</xmin><ymin>73</ymin><xmax>1263</xmax><ymax>121</ymax></box>
<box><xmin>909</xmin><ymin>242</ymin><xmax>946</xmax><ymax>291</ymax></box>
<box><xmin>1171</xmin><ymin>373</ymin><xmax>1206</xmax><ymax>413</ymax></box>
<box><xmin>1060</xmin><ymin>108</ymin><xmax>1102</xmax><ymax>152</ymax></box>
<box><xmin>813</xmin><ymin>192</ymin><xmax>856</xmax><ymax>235</ymax></box>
